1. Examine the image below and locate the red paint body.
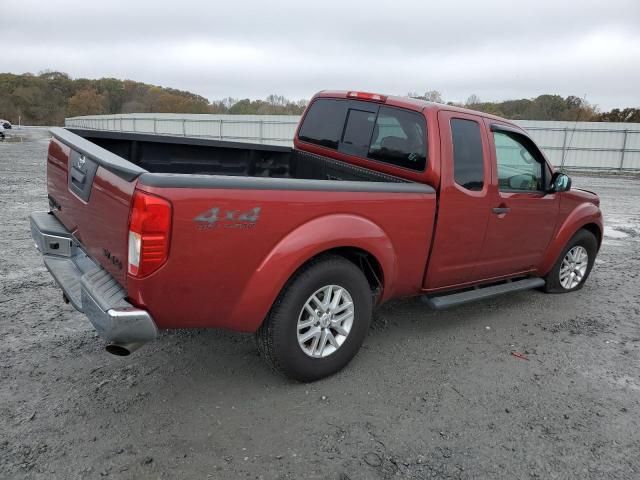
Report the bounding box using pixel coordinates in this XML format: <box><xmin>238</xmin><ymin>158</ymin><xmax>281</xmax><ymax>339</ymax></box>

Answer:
<box><xmin>46</xmin><ymin>91</ymin><xmax>603</xmax><ymax>333</ymax></box>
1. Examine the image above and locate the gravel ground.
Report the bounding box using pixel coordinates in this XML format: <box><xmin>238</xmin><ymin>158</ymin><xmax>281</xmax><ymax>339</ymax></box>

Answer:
<box><xmin>1</xmin><ymin>128</ymin><xmax>639</xmax><ymax>480</ymax></box>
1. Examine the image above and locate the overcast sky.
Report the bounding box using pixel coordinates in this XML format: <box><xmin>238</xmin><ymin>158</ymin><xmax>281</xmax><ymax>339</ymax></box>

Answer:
<box><xmin>2</xmin><ymin>0</ymin><xmax>639</xmax><ymax>110</ymax></box>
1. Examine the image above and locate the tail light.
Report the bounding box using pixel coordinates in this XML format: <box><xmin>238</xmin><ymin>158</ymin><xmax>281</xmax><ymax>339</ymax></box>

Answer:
<box><xmin>128</xmin><ymin>191</ymin><xmax>172</xmax><ymax>277</ymax></box>
<box><xmin>346</xmin><ymin>91</ymin><xmax>387</xmax><ymax>102</ymax></box>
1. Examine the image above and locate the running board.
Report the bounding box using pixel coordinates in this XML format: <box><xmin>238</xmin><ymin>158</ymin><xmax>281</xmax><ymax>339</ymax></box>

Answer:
<box><xmin>421</xmin><ymin>277</ymin><xmax>545</xmax><ymax>310</ymax></box>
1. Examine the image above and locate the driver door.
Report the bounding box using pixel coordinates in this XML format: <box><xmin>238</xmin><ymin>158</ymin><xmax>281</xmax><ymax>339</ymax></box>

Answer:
<box><xmin>475</xmin><ymin>120</ymin><xmax>559</xmax><ymax>279</ymax></box>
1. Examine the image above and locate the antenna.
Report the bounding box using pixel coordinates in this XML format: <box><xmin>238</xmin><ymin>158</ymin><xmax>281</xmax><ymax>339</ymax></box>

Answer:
<box><xmin>561</xmin><ymin>93</ymin><xmax>587</xmax><ymax>171</ymax></box>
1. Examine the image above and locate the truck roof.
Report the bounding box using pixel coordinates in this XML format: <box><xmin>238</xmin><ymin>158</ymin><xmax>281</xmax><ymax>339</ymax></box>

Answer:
<box><xmin>314</xmin><ymin>90</ymin><xmax>520</xmax><ymax>129</ymax></box>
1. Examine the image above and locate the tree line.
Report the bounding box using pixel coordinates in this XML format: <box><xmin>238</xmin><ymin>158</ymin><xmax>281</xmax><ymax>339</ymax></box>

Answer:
<box><xmin>409</xmin><ymin>90</ymin><xmax>640</xmax><ymax>123</ymax></box>
<box><xmin>1</xmin><ymin>72</ymin><xmax>638</xmax><ymax>125</ymax></box>
<box><xmin>0</xmin><ymin>72</ymin><xmax>308</xmax><ymax>125</ymax></box>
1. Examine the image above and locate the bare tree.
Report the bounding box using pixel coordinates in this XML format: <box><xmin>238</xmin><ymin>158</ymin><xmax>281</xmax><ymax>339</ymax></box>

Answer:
<box><xmin>466</xmin><ymin>94</ymin><xmax>481</xmax><ymax>106</ymax></box>
<box><xmin>424</xmin><ymin>90</ymin><xmax>443</xmax><ymax>103</ymax></box>
<box><xmin>408</xmin><ymin>90</ymin><xmax>444</xmax><ymax>103</ymax></box>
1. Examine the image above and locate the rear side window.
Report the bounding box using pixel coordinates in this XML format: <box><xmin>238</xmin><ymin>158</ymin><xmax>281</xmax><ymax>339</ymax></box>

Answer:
<box><xmin>368</xmin><ymin>107</ymin><xmax>427</xmax><ymax>171</ymax></box>
<box><xmin>451</xmin><ymin>118</ymin><xmax>484</xmax><ymax>191</ymax></box>
<box><xmin>298</xmin><ymin>99</ymin><xmax>347</xmax><ymax>149</ymax></box>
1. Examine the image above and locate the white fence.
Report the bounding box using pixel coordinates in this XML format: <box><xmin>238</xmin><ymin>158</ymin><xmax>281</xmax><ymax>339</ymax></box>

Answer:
<box><xmin>65</xmin><ymin>114</ymin><xmax>640</xmax><ymax>170</ymax></box>
<box><xmin>66</xmin><ymin>114</ymin><xmax>299</xmax><ymax>147</ymax></box>
<box><xmin>515</xmin><ymin>120</ymin><xmax>640</xmax><ymax>170</ymax></box>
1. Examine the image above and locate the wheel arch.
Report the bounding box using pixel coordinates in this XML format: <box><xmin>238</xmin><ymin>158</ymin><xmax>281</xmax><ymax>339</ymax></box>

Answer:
<box><xmin>538</xmin><ymin>203</ymin><xmax>603</xmax><ymax>276</ymax></box>
<box><xmin>287</xmin><ymin>246</ymin><xmax>384</xmax><ymax>297</ymax></box>
<box><xmin>227</xmin><ymin>214</ymin><xmax>397</xmax><ymax>332</ymax></box>
<box><xmin>581</xmin><ymin>222</ymin><xmax>602</xmax><ymax>249</ymax></box>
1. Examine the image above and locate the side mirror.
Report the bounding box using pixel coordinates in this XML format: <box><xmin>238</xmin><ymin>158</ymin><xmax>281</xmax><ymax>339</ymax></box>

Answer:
<box><xmin>550</xmin><ymin>172</ymin><xmax>571</xmax><ymax>192</ymax></box>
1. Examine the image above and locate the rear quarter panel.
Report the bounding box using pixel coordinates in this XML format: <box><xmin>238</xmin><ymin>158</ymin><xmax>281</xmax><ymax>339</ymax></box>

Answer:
<box><xmin>128</xmin><ymin>185</ymin><xmax>436</xmax><ymax>332</ymax></box>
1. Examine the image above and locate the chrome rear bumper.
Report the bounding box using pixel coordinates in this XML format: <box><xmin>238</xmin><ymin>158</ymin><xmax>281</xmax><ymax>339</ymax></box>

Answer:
<box><xmin>30</xmin><ymin>212</ymin><xmax>157</xmax><ymax>347</ymax></box>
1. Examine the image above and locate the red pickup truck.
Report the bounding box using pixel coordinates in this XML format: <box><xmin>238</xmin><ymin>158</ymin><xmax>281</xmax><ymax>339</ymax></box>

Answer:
<box><xmin>31</xmin><ymin>91</ymin><xmax>603</xmax><ymax>381</ymax></box>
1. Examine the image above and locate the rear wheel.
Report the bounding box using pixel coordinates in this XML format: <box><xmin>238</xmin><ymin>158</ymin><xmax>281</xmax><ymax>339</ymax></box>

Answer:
<box><xmin>256</xmin><ymin>255</ymin><xmax>373</xmax><ymax>382</ymax></box>
<box><xmin>544</xmin><ymin>229</ymin><xmax>597</xmax><ymax>293</ymax></box>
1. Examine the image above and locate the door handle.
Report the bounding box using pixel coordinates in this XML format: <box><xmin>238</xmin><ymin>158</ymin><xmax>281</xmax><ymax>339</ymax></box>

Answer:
<box><xmin>492</xmin><ymin>206</ymin><xmax>511</xmax><ymax>214</ymax></box>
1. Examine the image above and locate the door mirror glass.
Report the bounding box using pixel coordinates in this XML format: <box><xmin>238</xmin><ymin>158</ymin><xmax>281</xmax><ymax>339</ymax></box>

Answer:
<box><xmin>550</xmin><ymin>172</ymin><xmax>571</xmax><ymax>192</ymax></box>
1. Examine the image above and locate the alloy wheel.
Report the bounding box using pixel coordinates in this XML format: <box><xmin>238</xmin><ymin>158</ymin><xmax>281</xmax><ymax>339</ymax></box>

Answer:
<box><xmin>296</xmin><ymin>285</ymin><xmax>355</xmax><ymax>358</ymax></box>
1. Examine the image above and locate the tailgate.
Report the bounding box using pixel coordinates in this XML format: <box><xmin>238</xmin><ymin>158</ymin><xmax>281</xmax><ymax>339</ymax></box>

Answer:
<box><xmin>46</xmin><ymin>128</ymin><xmax>146</xmax><ymax>287</ymax></box>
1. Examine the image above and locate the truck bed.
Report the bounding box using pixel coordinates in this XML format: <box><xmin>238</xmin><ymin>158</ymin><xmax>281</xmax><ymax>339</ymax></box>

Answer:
<box><xmin>66</xmin><ymin>128</ymin><xmax>409</xmax><ymax>185</ymax></box>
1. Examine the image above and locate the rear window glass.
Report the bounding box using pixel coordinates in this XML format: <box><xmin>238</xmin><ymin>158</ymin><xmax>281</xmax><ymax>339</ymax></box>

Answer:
<box><xmin>368</xmin><ymin>106</ymin><xmax>427</xmax><ymax>171</ymax></box>
<box><xmin>298</xmin><ymin>99</ymin><xmax>347</xmax><ymax>149</ymax></box>
<box><xmin>299</xmin><ymin>98</ymin><xmax>428</xmax><ymax>172</ymax></box>
<box><xmin>342</xmin><ymin>109</ymin><xmax>377</xmax><ymax>152</ymax></box>
<box><xmin>451</xmin><ymin>118</ymin><xmax>484</xmax><ymax>191</ymax></box>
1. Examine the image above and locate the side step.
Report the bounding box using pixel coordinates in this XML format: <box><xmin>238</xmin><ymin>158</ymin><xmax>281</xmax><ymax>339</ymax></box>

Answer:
<box><xmin>421</xmin><ymin>277</ymin><xmax>545</xmax><ymax>310</ymax></box>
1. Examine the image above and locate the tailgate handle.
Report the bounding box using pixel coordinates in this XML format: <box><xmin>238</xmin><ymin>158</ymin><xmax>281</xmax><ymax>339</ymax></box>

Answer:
<box><xmin>71</xmin><ymin>166</ymin><xmax>86</xmax><ymax>185</ymax></box>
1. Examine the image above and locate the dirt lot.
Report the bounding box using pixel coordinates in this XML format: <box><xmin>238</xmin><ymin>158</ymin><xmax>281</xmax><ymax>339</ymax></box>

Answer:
<box><xmin>1</xmin><ymin>128</ymin><xmax>639</xmax><ymax>480</ymax></box>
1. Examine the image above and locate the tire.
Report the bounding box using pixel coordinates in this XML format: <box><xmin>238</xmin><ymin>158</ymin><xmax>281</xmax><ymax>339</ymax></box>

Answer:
<box><xmin>544</xmin><ymin>229</ymin><xmax>598</xmax><ymax>293</ymax></box>
<box><xmin>256</xmin><ymin>255</ymin><xmax>373</xmax><ymax>382</ymax></box>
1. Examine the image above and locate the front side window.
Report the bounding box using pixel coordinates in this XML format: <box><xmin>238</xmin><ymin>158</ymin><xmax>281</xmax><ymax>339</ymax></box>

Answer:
<box><xmin>451</xmin><ymin>118</ymin><xmax>484</xmax><ymax>191</ymax></box>
<box><xmin>493</xmin><ymin>132</ymin><xmax>543</xmax><ymax>191</ymax></box>
<box><xmin>298</xmin><ymin>99</ymin><xmax>347</xmax><ymax>149</ymax></box>
<box><xmin>368</xmin><ymin>106</ymin><xmax>427</xmax><ymax>171</ymax></box>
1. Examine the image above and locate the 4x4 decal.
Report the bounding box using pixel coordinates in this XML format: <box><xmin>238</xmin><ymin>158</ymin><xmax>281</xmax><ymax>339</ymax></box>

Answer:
<box><xmin>194</xmin><ymin>206</ymin><xmax>261</xmax><ymax>230</ymax></box>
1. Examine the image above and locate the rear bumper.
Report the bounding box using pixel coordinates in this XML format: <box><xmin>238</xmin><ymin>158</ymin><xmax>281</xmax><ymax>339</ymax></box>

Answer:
<box><xmin>30</xmin><ymin>211</ymin><xmax>158</xmax><ymax>345</ymax></box>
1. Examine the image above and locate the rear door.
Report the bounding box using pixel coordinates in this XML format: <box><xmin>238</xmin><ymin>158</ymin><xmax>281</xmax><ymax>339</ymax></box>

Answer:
<box><xmin>475</xmin><ymin>121</ymin><xmax>559</xmax><ymax>278</ymax></box>
<box><xmin>423</xmin><ymin>110</ymin><xmax>493</xmax><ymax>289</ymax></box>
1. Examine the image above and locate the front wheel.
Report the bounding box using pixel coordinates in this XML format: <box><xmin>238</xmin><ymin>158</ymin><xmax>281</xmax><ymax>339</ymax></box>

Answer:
<box><xmin>544</xmin><ymin>229</ymin><xmax>598</xmax><ymax>293</ymax></box>
<box><xmin>256</xmin><ymin>255</ymin><xmax>373</xmax><ymax>382</ymax></box>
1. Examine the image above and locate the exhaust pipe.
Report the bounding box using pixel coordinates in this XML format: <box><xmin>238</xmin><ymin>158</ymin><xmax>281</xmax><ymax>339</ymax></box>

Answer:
<box><xmin>105</xmin><ymin>342</ymin><xmax>144</xmax><ymax>356</ymax></box>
